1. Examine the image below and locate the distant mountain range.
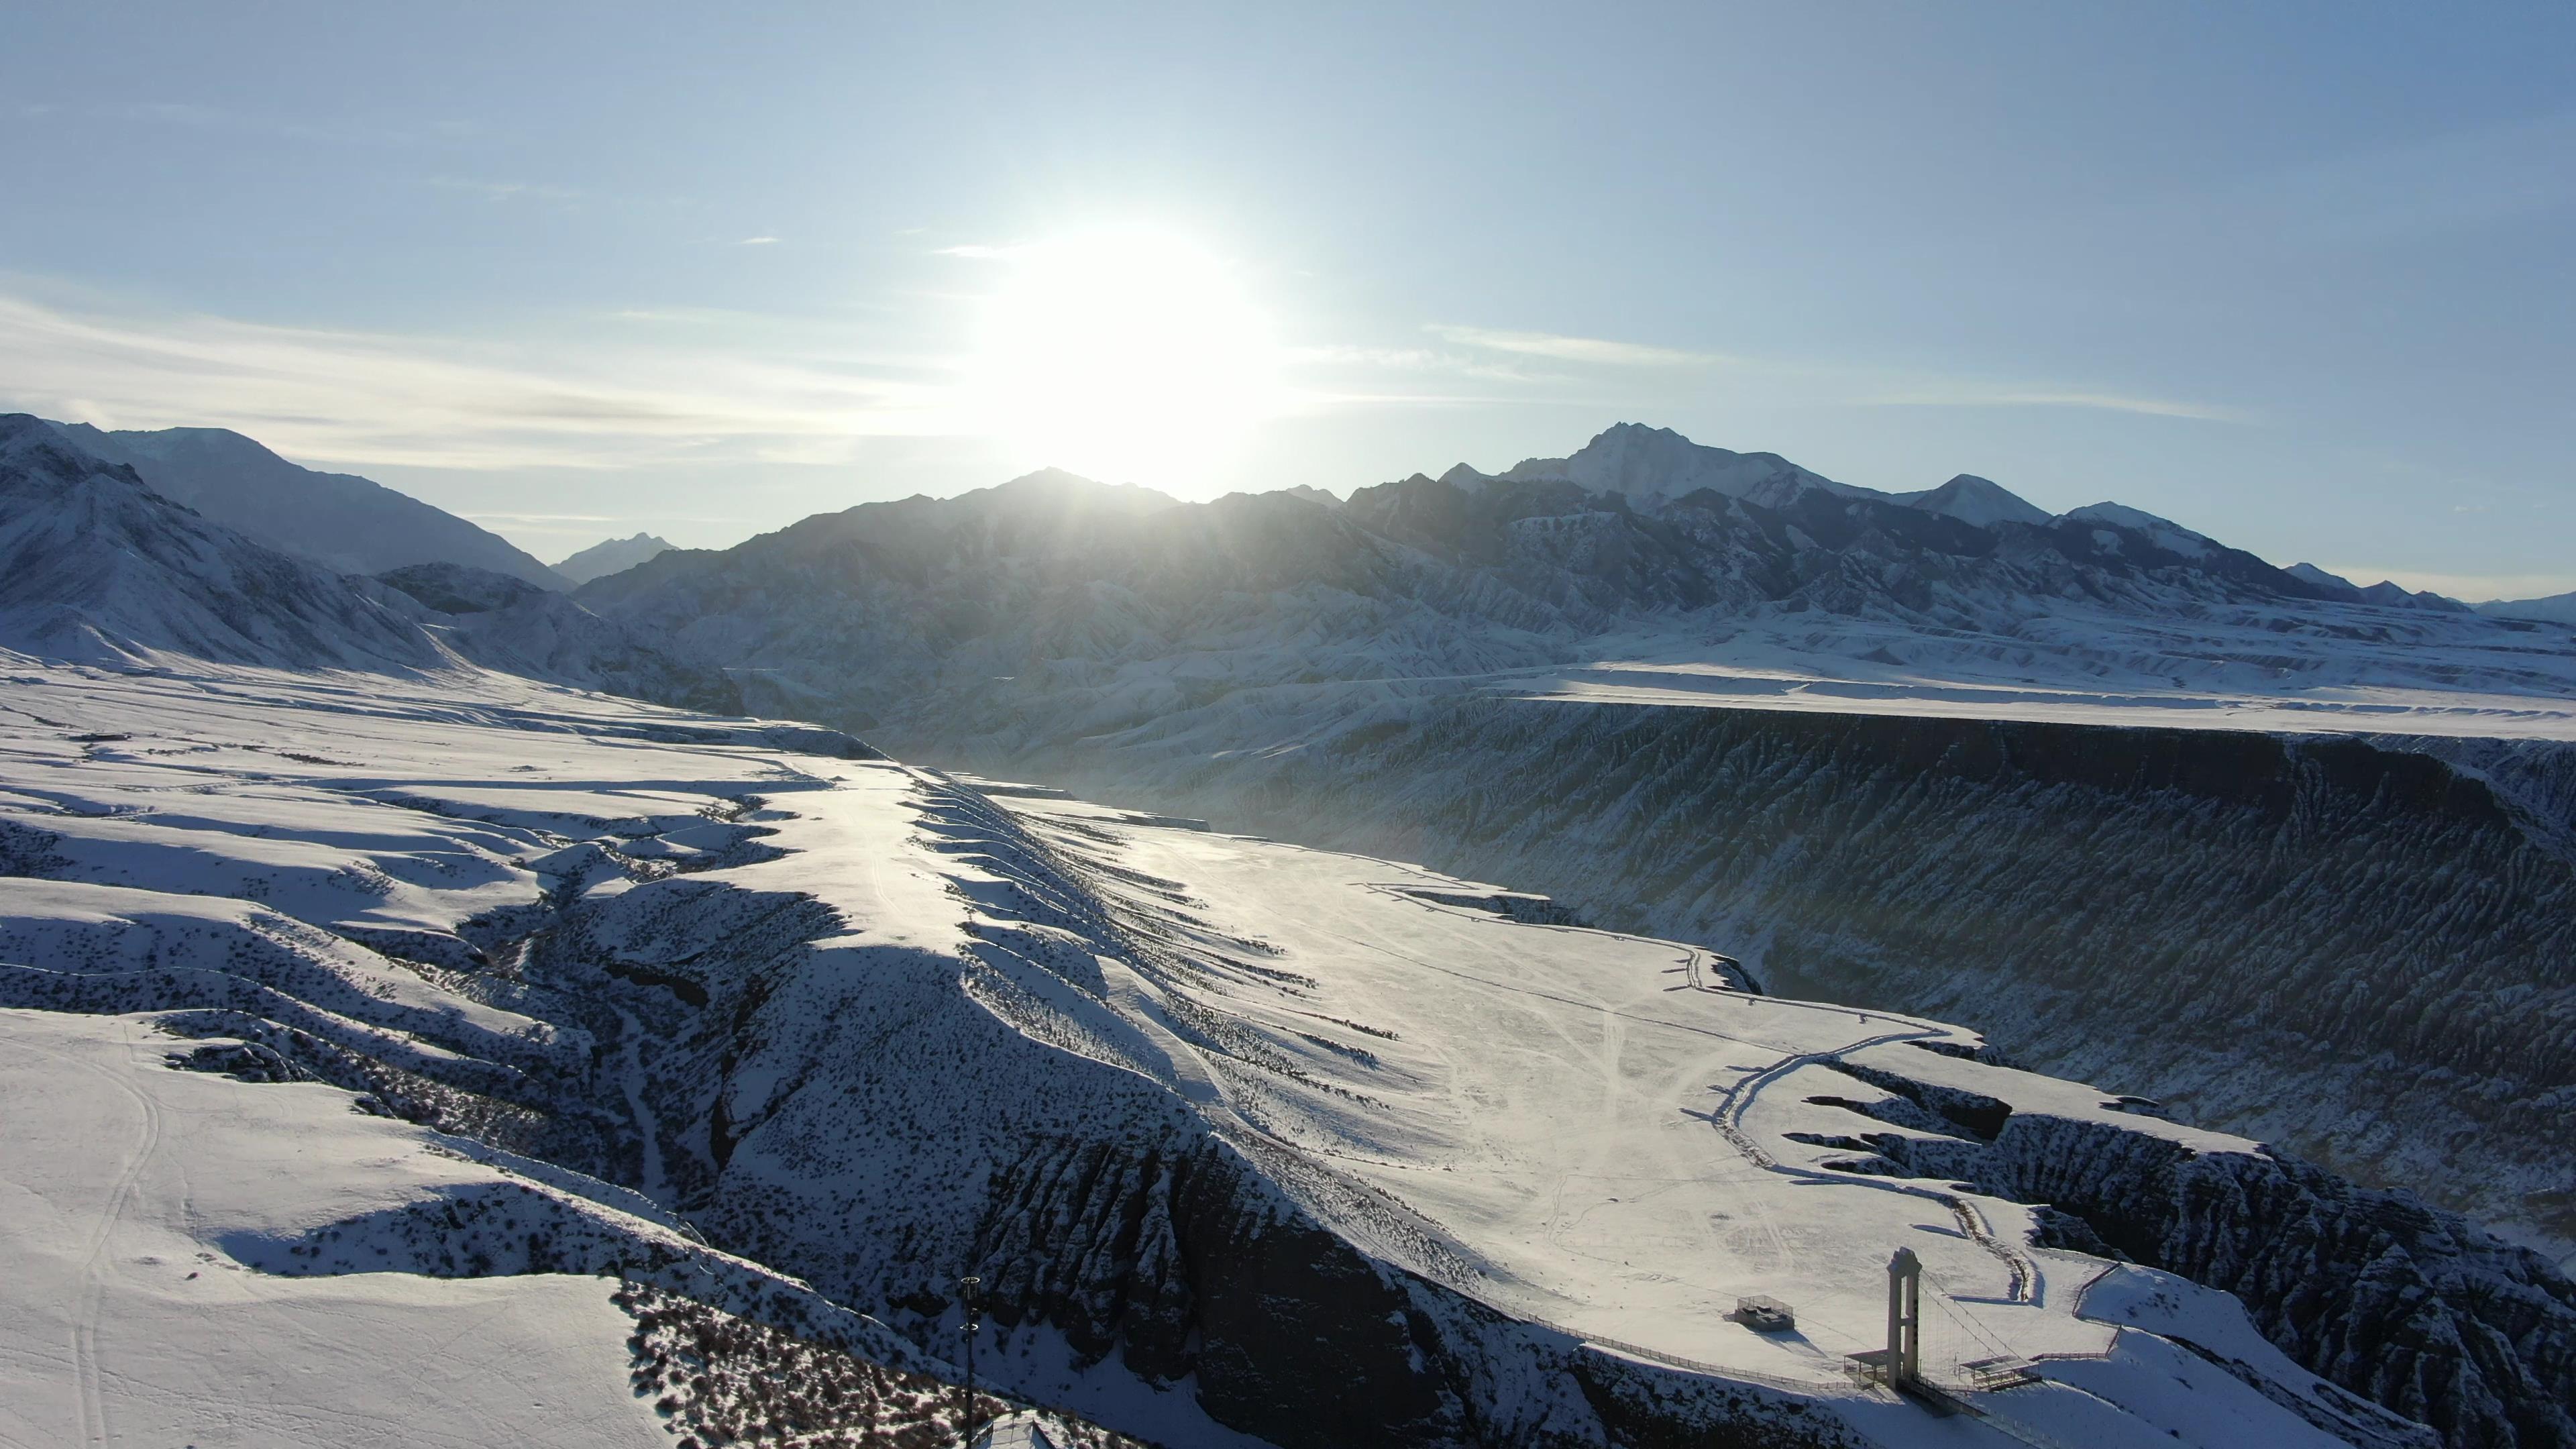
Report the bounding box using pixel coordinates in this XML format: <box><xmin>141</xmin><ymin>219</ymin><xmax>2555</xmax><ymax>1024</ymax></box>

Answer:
<box><xmin>46</xmin><ymin>420</ymin><xmax>569</xmax><ymax>588</ymax></box>
<box><xmin>553</xmin><ymin>530</ymin><xmax>675</xmax><ymax>585</ymax></box>
<box><xmin>573</xmin><ymin>421</ymin><xmax>2542</xmax><ymax>747</ymax></box>
<box><xmin>2483</xmin><ymin>588</ymin><xmax>2576</xmax><ymax>625</ymax></box>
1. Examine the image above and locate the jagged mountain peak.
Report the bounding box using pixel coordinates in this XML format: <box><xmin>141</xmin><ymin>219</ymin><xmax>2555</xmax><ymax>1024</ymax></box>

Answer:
<box><xmin>2287</xmin><ymin>561</ymin><xmax>2361</xmax><ymax>594</ymax></box>
<box><xmin>1502</xmin><ymin>421</ymin><xmax>1869</xmax><ymax>510</ymax></box>
<box><xmin>552</xmin><ymin>531</ymin><xmax>676</xmax><ymax>586</ymax></box>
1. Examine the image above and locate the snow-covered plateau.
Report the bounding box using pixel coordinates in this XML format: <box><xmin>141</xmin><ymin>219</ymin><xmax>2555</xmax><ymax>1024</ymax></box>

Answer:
<box><xmin>4</xmin><ymin>655</ymin><xmax>2567</xmax><ymax>1448</ymax></box>
<box><xmin>567</xmin><ymin>421</ymin><xmax>2576</xmax><ymax>1271</ymax></box>
<box><xmin>6</xmin><ymin>412</ymin><xmax>2576</xmax><ymax>1446</ymax></box>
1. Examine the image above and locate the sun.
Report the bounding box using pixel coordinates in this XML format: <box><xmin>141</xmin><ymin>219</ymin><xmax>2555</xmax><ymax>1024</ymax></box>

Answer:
<box><xmin>967</xmin><ymin>229</ymin><xmax>1281</xmax><ymax>490</ymax></box>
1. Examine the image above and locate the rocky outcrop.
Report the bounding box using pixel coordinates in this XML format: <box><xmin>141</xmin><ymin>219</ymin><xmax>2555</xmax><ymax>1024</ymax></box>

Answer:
<box><xmin>1823</xmin><ymin>1068</ymin><xmax>2576</xmax><ymax>1449</ymax></box>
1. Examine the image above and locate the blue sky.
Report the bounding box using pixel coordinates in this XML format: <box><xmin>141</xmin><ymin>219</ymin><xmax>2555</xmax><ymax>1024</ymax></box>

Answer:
<box><xmin>2</xmin><ymin>3</ymin><xmax>2570</xmax><ymax>596</ymax></box>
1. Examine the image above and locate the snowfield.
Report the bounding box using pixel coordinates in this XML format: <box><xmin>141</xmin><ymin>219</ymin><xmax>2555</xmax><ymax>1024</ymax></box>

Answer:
<box><xmin>0</xmin><ymin>1007</ymin><xmax>669</xmax><ymax>1449</ymax></box>
<box><xmin>5</xmin><ymin>412</ymin><xmax>2575</xmax><ymax>1446</ymax></box>
<box><xmin>3</xmin><ymin>651</ymin><xmax>2525</xmax><ymax>1448</ymax></box>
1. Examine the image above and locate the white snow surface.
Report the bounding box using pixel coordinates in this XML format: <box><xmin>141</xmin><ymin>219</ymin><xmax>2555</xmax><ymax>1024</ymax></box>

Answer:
<box><xmin>0</xmin><ymin>1006</ymin><xmax>670</xmax><ymax>1449</ymax></box>
<box><xmin>1895</xmin><ymin>475</ymin><xmax>2053</xmax><ymax>529</ymax></box>
<box><xmin>0</xmin><ymin>652</ymin><xmax>2424</xmax><ymax>1447</ymax></box>
<box><xmin>978</xmin><ymin>788</ymin><xmax>2380</xmax><ymax>1448</ymax></box>
<box><xmin>1503</xmin><ymin>603</ymin><xmax>2576</xmax><ymax>740</ymax></box>
<box><xmin>1498</xmin><ymin>422</ymin><xmax>1866</xmax><ymax>508</ymax></box>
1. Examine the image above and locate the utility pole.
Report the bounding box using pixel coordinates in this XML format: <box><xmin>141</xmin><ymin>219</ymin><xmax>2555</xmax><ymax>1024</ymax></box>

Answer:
<box><xmin>959</xmin><ymin>1274</ymin><xmax>983</xmax><ymax>1449</ymax></box>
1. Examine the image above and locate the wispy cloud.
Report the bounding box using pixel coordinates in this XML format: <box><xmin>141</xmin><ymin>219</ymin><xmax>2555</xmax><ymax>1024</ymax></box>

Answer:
<box><xmin>20</xmin><ymin>98</ymin><xmax>457</xmax><ymax>148</ymax></box>
<box><xmin>1427</xmin><ymin>324</ymin><xmax>1722</xmax><ymax>368</ymax></box>
<box><xmin>1345</xmin><ymin>327</ymin><xmax>2243</xmax><ymax>423</ymax></box>
<box><xmin>737</xmin><ymin>235</ymin><xmax>780</xmax><ymax>246</ymax></box>
<box><xmin>426</xmin><ymin>176</ymin><xmax>586</xmax><ymax>205</ymax></box>
<box><xmin>1862</xmin><ymin>385</ymin><xmax>2249</xmax><ymax>423</ymax></box>
<box><xmin>0</xmin><ymin>290</ymin><xmax>957</xmax><ymax>472</ymax></box>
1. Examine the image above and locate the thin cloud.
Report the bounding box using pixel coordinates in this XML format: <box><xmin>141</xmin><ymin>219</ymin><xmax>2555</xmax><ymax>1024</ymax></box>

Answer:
<box><xmin>1864</xmin><ymin>386</ymin><xmax>2249</xmax><ymax>423</ymax></box>
<box><xmin>738</xmin><ymin>235</ymin><xmax>780</xmax><ymax>246</ymax></box>
<box><xmin>0</xmin><ymin>290</ymin><xmax>957</xmax><ymax>472</ymax></box>
<box><xmin>1428</xmin><ymin>324</ymin><xmax>1721</xmax><ymax>368</ymax></box>
<box><xmin>30</xmin><ymin>99</ymin><xmax>441</xmax><ymax>148</ymax></box>
<box><xmin>426</xmin><ymin>176</ymin><xmax>586</xmax><ymax>204</ymax></box>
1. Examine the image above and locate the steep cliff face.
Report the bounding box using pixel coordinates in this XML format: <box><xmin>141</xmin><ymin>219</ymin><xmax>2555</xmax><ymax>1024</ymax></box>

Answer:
<box><xmin>962</xmin><ymin>697</ymin><xmax>2576</xmax><ymax>1266</ymax></box>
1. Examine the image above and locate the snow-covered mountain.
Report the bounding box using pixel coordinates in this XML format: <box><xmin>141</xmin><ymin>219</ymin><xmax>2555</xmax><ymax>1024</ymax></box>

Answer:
<box><xmin>2279</xmin><ymin>560</ymin><xmax>2477</xmax><ymax>612</ymax></box>
<box><xmin>0</xmin><ymin>415</ymin><xmax>724</xmax><ymax>711</ymax></box>
<box><xmin>1</xmin><ymin>416</ymin><xmax>451</xmax><ymax>672</ymax></box>
<box><xmin>48</xmin><ymin>419</ymin><xmax>568</xmax><ymax>588</ymax></box>
<box><xmin>1495</xmin><ymin>420</ymin><xmax>1870</xmax><ymax>508</ymax></box>
<box><xmin>554</xmin><ymin>530</ymin><xmax>677</xmax><ymax>585</ymax></box>
<box><xmin>567</xmin><ymin>422</ymin><xmax>2576</xmax><ymax>1267</ymax></box>
<box><xmin>2483</xmin><ymin>588</ymin><xmax>2576</xmax><ymax>626</ymax></box>
<box><xmin>376</xmin><ymin>561</ymin><xmax>741</xmax><ymax>713</ymax></box>
<box><xmin>1897</xmin><ymin>472</ymin><xmax>2055</xmax><ymax>528</ymax></box>
<box><xmin>4</xmin><ymin>653</ymin><xmax>2569</xmax><ymax>1448</ymax></box>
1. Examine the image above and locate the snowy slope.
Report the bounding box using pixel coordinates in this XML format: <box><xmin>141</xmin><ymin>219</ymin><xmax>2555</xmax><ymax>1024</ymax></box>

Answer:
<box><xmin>0</xmin><ymin>659</ymin><xmax>1149</xmax><ymax>1449</ymax></box>
<box><xmin>2484</xmin><ymin>589</ymin><xmax>2576</xmax><ymax>626</ymax></box>
<box><xmin>3</xmin><ymin>653</ymin><xmax>2569</xmax><ymax>1448</ymax></box>
<box><xmin>555</xmin><ymin>532</ymin><xmax>676</xmax><ymax>586</ymax></box>
<box><xmin>1496</xmin><ymin>421</ymin><xmax>1869</xmax><ymax>508</ymax></box>
<box><xmin>376</xmin><ymin>561</ymin><xmax>741</xmax><ymax>712</ymax></box>
<box><xmin>50</xmin><ymin>420</ymin><xmax>568</xmax><ymax>588</ymax></box>
<box><xmin>1896</xmin><ymin>474</ymin><xmax>2053</xmax><ymax>529</ymax></box>
<box><xmin>0</xmin><ymin>417</ymin><xmax>733</xmax><ymax>711</ymax></box>
<box><xmin>0</xmin><ymin>415</ymin><xmax>451</xmax><ymax>672</ymax></box>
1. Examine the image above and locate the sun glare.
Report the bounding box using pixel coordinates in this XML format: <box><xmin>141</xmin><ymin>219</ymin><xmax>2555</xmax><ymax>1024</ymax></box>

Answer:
<box><xmin>968</xmin><ymin>230</ymin><xmax>1281</xmax><ymax>490</ymax></box>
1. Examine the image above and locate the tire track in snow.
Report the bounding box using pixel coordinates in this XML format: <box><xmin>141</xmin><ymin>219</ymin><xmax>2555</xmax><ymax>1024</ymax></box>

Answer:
<box><xmin>21</xmin><ymin>1023</ymin><xmax>164</xmax><ymax>1449</ymax></box>
<box><xmin>1708</xmin><ymin>1027</ymin><xmax>2039</xmax><ymax>1305</ymax></box>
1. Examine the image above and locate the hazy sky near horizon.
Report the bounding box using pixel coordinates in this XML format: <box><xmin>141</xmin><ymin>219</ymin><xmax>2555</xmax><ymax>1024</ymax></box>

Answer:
<box><xmin>2</xmin><ymin>4</ymin><xmax>2571</xmax><ymax>595</ymax></box>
